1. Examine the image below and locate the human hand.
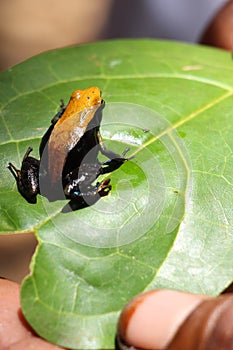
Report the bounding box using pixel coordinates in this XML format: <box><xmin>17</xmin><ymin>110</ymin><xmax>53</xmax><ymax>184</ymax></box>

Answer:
<box><xmin>116</xmin><ymin>289</ymin><xmax>233</xmax><ymax>350</ymax></box>
<box><xmin>200</xmin><ymin>0</ymin><xmax>233</xmax><ymax>51</ymax></box>
<box><xmin>0</xmin><ymin>278</ymin><xmax>65</xmax><ymax>350</ymax></box>
<box><xmin>2</xmin><ymin>280</ymin><xmax>232</xmax><ymax>350</ymax></box>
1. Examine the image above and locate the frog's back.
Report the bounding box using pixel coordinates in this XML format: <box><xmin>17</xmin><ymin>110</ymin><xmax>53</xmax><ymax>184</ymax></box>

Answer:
<box><xmin>47</xmin><ymin>87</ymin><xmax>103</xmax><ymax>184</ymax></box>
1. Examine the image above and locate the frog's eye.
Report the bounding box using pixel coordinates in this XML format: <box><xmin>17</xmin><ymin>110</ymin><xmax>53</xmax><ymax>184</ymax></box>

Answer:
<box><xmin>87</xmin><ymin>95</ymin><xmax>91</xmax><ymax>100</ymax></box>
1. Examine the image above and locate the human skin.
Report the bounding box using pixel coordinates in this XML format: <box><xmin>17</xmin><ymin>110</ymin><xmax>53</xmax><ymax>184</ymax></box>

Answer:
<box><xmin>200</xmin><ymin>0</ymin><xmax>233</xmax><ymax>50</ymax></box>
<box><xmin>116</xmin><ymin>289</ymin><xmax>233</xmax><ymax>349</ymax></box>
<box><xmin>0</xmin><ymin>279</ymin><xmax>65</xmax><ymax>350</ymax></box>
<box><xmin>116</xmin><ymin>2</ymin><xmax>233</xmax><ymax>347</ymax></box>
<box><xmin>2</xmin><ymin>279</ymin><xmax>233</xmax><ymax>350</ymax></box>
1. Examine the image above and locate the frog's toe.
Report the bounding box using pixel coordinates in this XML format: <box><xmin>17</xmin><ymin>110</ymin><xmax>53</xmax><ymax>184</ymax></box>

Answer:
<box><xmin>97</xmin><ymin>178</ymin><xmax>111</xmax><ymax>197</ymax></box>
<box><xmin>122</xmin><ymin>147</ymin><xmax>135</xmax><ymax>161</ymax></box>
<box><xmin>122</xmin><ymin>146</ymin><xmax>130</xmax><ymax>157</ymax></box>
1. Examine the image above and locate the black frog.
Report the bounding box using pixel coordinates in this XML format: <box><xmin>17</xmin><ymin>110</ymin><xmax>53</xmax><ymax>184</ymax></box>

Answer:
<box><xmin>8</xmin><ymin>87</ymin><xmax>130</xmax><ymax>211</ymax></box>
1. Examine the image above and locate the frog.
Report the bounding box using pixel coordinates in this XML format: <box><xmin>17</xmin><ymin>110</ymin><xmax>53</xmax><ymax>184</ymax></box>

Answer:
<box><xmin>8</xmin><ymin>87</ymin><xmax>131</xmax><ymax>211</ymax></box>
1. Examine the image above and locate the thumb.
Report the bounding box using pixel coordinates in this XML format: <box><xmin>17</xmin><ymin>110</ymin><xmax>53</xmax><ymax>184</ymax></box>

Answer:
<box><xmin>200</xmin><ymin>0</ymin><xmax>233</xmax><ymax>50</ymax></box>
<box><xmin>115</xmin><ymin>289</ymin><xmax>233</xmax><ymax>350</ymax></box>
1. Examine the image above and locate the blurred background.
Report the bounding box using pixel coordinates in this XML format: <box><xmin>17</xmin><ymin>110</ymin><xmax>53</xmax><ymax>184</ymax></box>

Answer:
<box><xmin>0</xmin><ymin>0</ymin><xmax>230</xmax><ymax>72</ymax></box>
<box><xmin>0</xmin><ymin>0</ymin><xmax>232</xmax><ymax>282</ymax></box>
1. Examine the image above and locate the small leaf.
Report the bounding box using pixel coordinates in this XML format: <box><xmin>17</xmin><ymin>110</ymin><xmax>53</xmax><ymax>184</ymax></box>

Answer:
<box><xmin>0</xmin><ymin>40</ymin><xmax>233</xmax><ymax>349</ymax></box>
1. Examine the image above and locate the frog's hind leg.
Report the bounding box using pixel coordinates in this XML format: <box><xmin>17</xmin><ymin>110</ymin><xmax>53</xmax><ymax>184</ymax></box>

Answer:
<box><xmin>7</xmin><ymin>162</ymin><xmax>21</xmax><ymax>181</ymax></box>
<box><xmin>7</xmin><ymin>147</ymin><xmax>34</xmax><ymax>180</ymax></box>
<box><xmin>7</xmin><ymin>147</ymin><xmax>39</xmax><ymax>204</ymax></box>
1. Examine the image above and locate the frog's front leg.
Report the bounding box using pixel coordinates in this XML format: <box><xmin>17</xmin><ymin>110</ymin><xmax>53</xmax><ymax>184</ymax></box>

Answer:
<box><xmin>8</xmin><ymin>147</ymin><xmax>40</xmax><ymax>204</ymax></box>
<box><xmin>51</xmin><ymin>99</ymin><xmax>66</xmax><ymax>124</ymax></box>
<box><xmin>97</xmin><ymin>131</ymin><xmax>133</xmax><ymax>173</ymax></box>
<box><xmin>97</xmin><ymin>130</ymin><xmax>124</xmax><ymax>159</ymax></box>
<box><xmin>39</xmin><ymin>100</ymin><xmax>67</xmax><ymax>157</ymax></box>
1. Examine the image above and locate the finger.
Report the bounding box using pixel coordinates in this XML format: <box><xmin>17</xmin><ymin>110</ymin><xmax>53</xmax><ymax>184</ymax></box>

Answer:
<box><xmin>116</xmin><ymin>289</ymin><xmax>209</xmax><ymax>350</ymax></box>
<box><xmin>200</xmin><ymin>0</ymin><xmax>233</xmax><ymax>50</ymax></box>
<box><xmin>0</xmin><ymin>278</ymin><xmax>33</xmax><ymax>348</ymax></box>
<box><xmin>167</xmin><ymin>293</ymin><xmax>233</xmax><ymax>350</ymax></box>
<box><xmin>0</xmin><ymin>278</ymin><xmax>64</xmax><ymax>349</ymax></box>
<box><xmin>6</xmin><ymin>336</ymin><xmax>65</xmax><ymax>350</ymax></box>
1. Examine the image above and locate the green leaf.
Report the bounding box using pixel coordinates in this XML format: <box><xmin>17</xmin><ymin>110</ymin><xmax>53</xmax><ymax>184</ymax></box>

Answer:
<box><xmin>1</xmin><ymin>39</ymin><xmax>233</xmax><ymax>349</ymax></box>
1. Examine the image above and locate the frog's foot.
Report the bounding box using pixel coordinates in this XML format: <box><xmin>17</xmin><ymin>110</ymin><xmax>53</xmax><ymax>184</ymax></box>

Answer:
<box><xmin>66</xmin><ymin>178</ymin><xmax>111</xmax><ymax>200</ymax></box>
<box><xmin>101</xmin><ymin>151</ymin><xmax>133</xmax><ymax>174</ymax></box>
<box><xmin>95</xmin><ymin>178</ymin><xmax>111</xmax><ymax>197</ymax></box>
<box><xmin>7</xmin><ymin>162</ymin><xmax>20</xmax><ymax>181</ymax></box>
<box><xmin>122</xmin><ymin>146</ymin><xmax>135</xmax><ymax>160</ymax></box>
<box><xmin>122</xmin><ymin>146</ymin><xmax>130</xmax><ymax>158</ymax></box>
<box><xmin>7</xmin><ymin>147</ymin><xmax>33</xmax><ymax>178</ymax></box>
<box><xmin>62</xmin><ymin>178</ymin><xmax>111</xmax><ymax>213</ymax></box>
<box><xmin>23</xmin><ymin>146</ymin><xmax>34</xmax><ymax>159</ymax></box>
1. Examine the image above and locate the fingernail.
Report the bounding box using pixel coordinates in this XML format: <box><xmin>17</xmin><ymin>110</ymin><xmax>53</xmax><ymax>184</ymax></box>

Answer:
<box><xmin>116</xmin><ymin>290</ymin><xmax>207</xmax><ymax>350</ymax></box>
<box><xmin>167</xmin><ymin>294</ymin><xmax>233</xmax><ymax>350</ymax></box>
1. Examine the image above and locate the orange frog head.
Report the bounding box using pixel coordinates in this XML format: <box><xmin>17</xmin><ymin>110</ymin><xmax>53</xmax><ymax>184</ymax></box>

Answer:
<box><xmin>55</xmin><ymin>86</ymin><xmax>103</xmax><ymax>127</ymax></box>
